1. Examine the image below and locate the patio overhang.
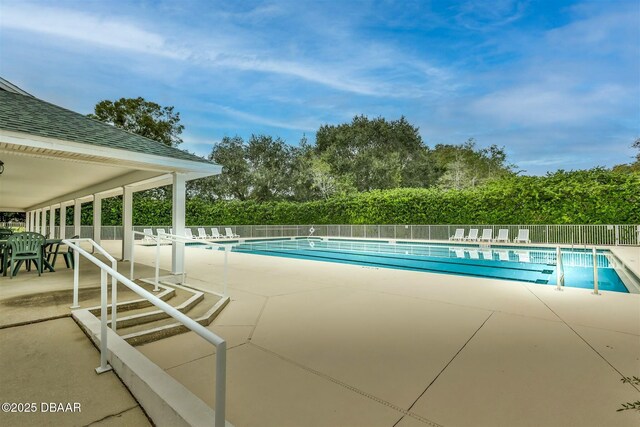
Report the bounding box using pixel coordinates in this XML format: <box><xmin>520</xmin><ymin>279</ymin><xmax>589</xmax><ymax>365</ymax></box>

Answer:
<box><xmin>0</xmin><ymin>128</ymin><xmax>220</xmax><ymax>212</ymax></box>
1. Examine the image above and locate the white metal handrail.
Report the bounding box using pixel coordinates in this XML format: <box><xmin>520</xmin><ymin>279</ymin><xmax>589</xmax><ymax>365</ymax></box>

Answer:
<box><xmin>63</xmin><ymin>238</ymin><xmax>227</xmax><ymax>427</ymax></box>
<box><xmin>70</xmin><ymin>239</ymin><xmax>118</xmax><ymax>331</ymax></box>
<box><xmin>130</xmin><ymin>231</ymin><xmax>232</xmax><ymax>297</ymax></box>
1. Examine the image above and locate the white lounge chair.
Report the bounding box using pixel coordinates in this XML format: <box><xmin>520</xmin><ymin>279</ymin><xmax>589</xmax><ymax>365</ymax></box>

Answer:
<box><xmin>157</xmin><ymin>228</ymin><xmax>166</xmax><ymax>236</ymax></box>
<box><xmin>184</xmin><ymin>228</ymin><xmax>194</xmax><ymax>239</ymax></box>
<box><xmin>479</xmin><ymin>229</ymin><xmax>492</xmax><ymax>242</ymax></box>
<box><xmin>142</xmin><ymin>228</ymin><xmax>154</xmax><ymax>244</ymax></box>
<box><xmin>197</xmin><ymin>228</ymin><xmax>210</xmax><ymax>239</ymax></box>
<box><xmin>464</xmin><ymin>229</ymin><xmax>479</xmax><ymax>241</ymax></box>
<box><xmin>449</xmin><ymin>229</ymin><xmax>465</xmax><ymax>241</ymax></box>
<box><xmin>169</xmin><ymin>228</ymin><xmax>173</xmax><ymax>235</ymax></box>
<box><xmin>493</xmin><ymin>229</ymin><xmax>509</xmax><ymax>242</ymax></box>
<box><xmin>224</xmin><ymin>227</ymin><xmax>239</xmax><ymax>238</ymax></box>
<box><xmin>514</xmin><ymin>229</ymin><xmax>530</xmax><ymax>244</ymax></box>
<box><xmin>210</xmin><ymin>228</ymin><xmax>223</xmax><ymax>239</ymax></box>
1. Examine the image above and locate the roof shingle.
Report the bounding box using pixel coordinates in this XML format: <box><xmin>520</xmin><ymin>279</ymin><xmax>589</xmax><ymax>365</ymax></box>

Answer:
<box><xmin>0</xmin><ymin>88</ymin><xmax>213</xmax><ymax>164</ymax></box>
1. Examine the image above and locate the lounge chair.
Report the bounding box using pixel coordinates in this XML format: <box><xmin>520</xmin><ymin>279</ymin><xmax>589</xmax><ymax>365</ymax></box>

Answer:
<box><xmin>464</xmin><ymin>229</ymin><xmax>479</xmax><ymax>241</ymax></box>
<box><xmin>210</xmin><ymin>228</ymin><xmax>223</xmax><ymax>239</ymax></box>
<box><xmin>493</xmin><ymin>229</ymin><xmax>509</xmax><ymax>242</ymax></box>
<box><xmin>142</xmin><ymin>228</ymin><xmax>154</xmax><ymax>244</ymax></box>
<box><xmin>197</xmin><ymin>228</ymin><xmax>210</xmax><ymax>239</ymax></box>
<box><xmin>514</xmin><ymin>229</ymin><xmax>530</xmax><ymax>244</ymax></box>
<box><xmin>479</xmin><ymin>229</ymin><xmax>492</xmax><ymax>242</ymax></box>
<box><xmin>157</xmin><ymin>228</ymin><xmax>166</xmax><ymax>235</ymax></box>
<box><xmin>184</xmin><ymin>229</ymin><xmax>194</xmax><ymax>239</ymax></box>
<box><xmin>449</xmin><ymin>228</ymin><xmax>464</xmax><ymax>241</ymax></box>
<box><xmin>224</xmin><ymin>227</ymin><xmax>239</xmax><ymax>238</ymax></box>
<box><xmin>169</xmin><ymin>228</ymin><xmax>173</xmax><ymax>235</ymax></box>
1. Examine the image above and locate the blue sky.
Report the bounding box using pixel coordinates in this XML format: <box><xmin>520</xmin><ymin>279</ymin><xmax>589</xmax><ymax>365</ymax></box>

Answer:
<box><xmin>1</xmin><ymin>0</ymin><xmax>638</xmax><ymax>174</ymax></box>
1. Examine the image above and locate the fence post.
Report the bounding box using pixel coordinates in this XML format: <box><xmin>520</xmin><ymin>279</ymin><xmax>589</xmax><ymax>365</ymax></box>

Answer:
<box><xmin>154</xmin><ymin>236</ymin><xmax>161</xmax><ymax>292</ymax></box>
<box><xmin>592</xmin><ymin>247</ymin><xmax>599</xmax><ymax>295</ymax></box>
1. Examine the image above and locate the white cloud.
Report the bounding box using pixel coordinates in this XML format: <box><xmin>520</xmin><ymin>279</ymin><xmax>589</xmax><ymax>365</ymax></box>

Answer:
<box><xmin>0</xmin><ymin>4</ymin><xmax>185</xmax><ymax>59</ymax></box>
<box><xmin>209</xmin><ymin>103</ymin><xmax>318</xmax><ymax>132</ymax></box>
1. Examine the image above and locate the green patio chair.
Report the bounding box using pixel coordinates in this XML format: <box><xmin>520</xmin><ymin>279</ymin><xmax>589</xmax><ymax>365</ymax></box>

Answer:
<box><xmin>62</xmin><ymin>235</ymin><xmax>80</xmax><ymax>269</ymax></box>
<box><xmin>6</xmin><ymin>232</ymin><xmax>46</xmax><ymax>278</ymax></box>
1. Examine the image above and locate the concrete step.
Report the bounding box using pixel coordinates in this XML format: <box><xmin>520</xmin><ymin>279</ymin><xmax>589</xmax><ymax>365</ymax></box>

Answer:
<box><xmin>121</xmin><ymin>291</ymin><xmax>230</xmax><ymax>346</ymax></box>
<box><xmin>109</xmin><ymin>287</ymin><xmax>204</xmax><ymax>329</ymax></box>
<box><xmin>86</xmin><ymin>281</ymin><xmax>176</xmax><ymax>316</ymax></box>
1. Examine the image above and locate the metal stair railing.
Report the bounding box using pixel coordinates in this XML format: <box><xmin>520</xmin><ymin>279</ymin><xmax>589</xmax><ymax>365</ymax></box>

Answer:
<box><xmin>63</xmin><ymin>238</ymin><xmax>227</xmax><ymax>427</ymax></box>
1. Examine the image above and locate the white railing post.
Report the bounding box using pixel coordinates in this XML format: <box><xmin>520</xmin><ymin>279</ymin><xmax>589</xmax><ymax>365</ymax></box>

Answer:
<box><xmin>215</xmin><ymin>340</ymin><xmax>227</xmax><ymax>427</ymax></box>
<box><xmin>111</xmin><ymin>259</ymin><xmax>118</xmax><ymax>333</ymax></box>
<box><xmin>592</xmin><ymin>247</ymin><xmax>599</xmax><ymax>295</ymax></box>
<box><xmin>223</xmin><ymin>246</ymin><xmax>230</xmax><ymax>297</ymax></box>
<box><xmin>96</xmin><ymin>269</ymin><xmax>112</xmax><ymax>374</ymax></box>
<box><xmin>555</xmin><ymin>246</ymin><xmax>564</xmax><ymax>291</ymax></box>
<box><xmin>154</xmin><ymin>235</ymin><xmax>161</xmax><ymax>292</ymax></box>
<box><xmin>130</xmin><ymin>233</ymin><xmax>135</xmax><ymax>280</ymax></box>
<box><xmin>71</xmin><ymin>250</ymin><xmax>80</xmax><ymax>308</ymax></box>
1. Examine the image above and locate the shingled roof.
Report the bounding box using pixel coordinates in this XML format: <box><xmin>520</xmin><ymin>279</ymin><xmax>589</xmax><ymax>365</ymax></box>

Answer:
<box><xmin>0</xmin><ymin>82</ymin><xmax>212</xmax><ymax>164</ymax></box>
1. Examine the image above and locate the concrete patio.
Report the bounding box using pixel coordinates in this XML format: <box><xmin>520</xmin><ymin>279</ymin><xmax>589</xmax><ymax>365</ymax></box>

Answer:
<box><xmin>125</xmin><ymin>240</ymin><xmax>640</xmax><ymax>427</ymax></box>
<box><xmin>0</xmin><ymin>239</ymin><xmax>638</xmax><ymax>426</ymax></box>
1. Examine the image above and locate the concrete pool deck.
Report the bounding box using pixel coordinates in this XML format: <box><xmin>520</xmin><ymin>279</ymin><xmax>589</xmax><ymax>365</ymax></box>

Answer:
<box><xmin>119</xmin><ymin>239</ymin><xmax>640</xmax><ymax>427</ymax></box>
<box><xmin>0</xmin><ymin>238</ymin><xmax>638</xmax><ymax>426</ymax></box>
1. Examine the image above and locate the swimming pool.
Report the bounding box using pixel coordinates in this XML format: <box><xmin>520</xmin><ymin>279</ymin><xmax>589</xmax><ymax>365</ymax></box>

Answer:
<box><xmin>216</xmin><ymin>238</ymin><xmax>629</xmax><ymax>293</ymax></box>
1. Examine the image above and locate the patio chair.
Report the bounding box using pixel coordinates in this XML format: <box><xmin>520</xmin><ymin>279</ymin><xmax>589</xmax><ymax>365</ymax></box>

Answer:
<box><xmin>464</xmin><ymin>229</ymin><xmax>479</xmax><ymax>241</ymax></box>
<box><xmin>63</xmin><ymin>235</ymin><xmax>80</xmax><ymax>269</ymax></box>
<box><xmin>224</xmin><ymin>227</ymin><xmax>239</xmax><ymax>238</ymax></box>
<box><xmin>157</xmin><ymin>228</ymin><xmax>166</xmax><ymax>236</ymax></box>
<box><xmin>210</xmin><ymin>228</ymin><xmax>223</xmax><ymax>239</ymax></box>
<box><xmin>479</xmin><ymin>229</ymin><xmax>492</xmax><ymax>242</ymax></box>
<box><xmin>493</xmin><ymin>229</ymin><xmax>509</xmax><ymax>242</ymax></box>
<box><xmin>514</xmin><ymin>229</ymin><xmax>530</xmax><ymax>244</ymax></box>
<box><xmin>142</xmin><ymin>228</ymin><xmax>154</xmax><ymax>244</ymax></box>
<box><xmin>197</xmin><ymin>228</ymin><xmax>210</xmax><ymax>239</ymax></box>
<box><xmin>184</xmin><ymin>228</ymin><xmax>194</xmax><ymax>239</ymax></box>
<box><xmin>6</xmin><ymin>232</ymin><xmax>46</xmax><ymax>278</ymax></box>
<box><xmin>449</xmin><ymin>228</ymin><xmax>464</xmax><ymax>241</ymax></box>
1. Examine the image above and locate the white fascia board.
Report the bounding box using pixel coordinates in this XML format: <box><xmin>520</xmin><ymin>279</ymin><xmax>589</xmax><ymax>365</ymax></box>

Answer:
<box><xmin>0</xmin><ymin>207</ymin><xmax>26</xmax><ymax>212</ymax></box>
<box><xmin>0</xmin><ymin>129</ymin><xmax>222</xmax><ymax>175</ymax></box>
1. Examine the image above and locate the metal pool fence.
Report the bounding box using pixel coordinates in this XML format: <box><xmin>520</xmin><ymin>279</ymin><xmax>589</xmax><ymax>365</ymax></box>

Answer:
<box><xmin>52</xmin><ymin>224</ymin><xmax>640</xmax><ymax>246</ymax></box>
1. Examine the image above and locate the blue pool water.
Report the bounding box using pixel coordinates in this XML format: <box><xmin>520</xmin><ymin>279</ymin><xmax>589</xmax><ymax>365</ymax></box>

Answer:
<box><xmin>209</xmin><ymin>238</ymin><xmax>629</xmax><ymax>293</ymax></box>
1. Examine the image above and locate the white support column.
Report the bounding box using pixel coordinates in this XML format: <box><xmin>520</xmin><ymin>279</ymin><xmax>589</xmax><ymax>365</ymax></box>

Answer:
<box><xmin>40</xmin><ymin>208</ymin><xmax>49</xmax><ymax>236</ymax></box>
<box><xmin>172</xmin><ymin>173</ymin><xmax>186</xmax><ymax>274</ymax></box>
<box><xmin>59</xmin><ymin>204</ymin><xmax>67</xmax><ymax>239</ymax></box>
<box><xmin>93</xmin><ymin>194</ymin><xmax>102</xmax><ymax>245</ymax></box>
<box><xmin>26</xmin><ymin>212</ymin><xmax>31</xmax><ymax>232</ymax></box>
<box><xmin>122</xmin><ymin>186</ymin><xmax>133</xmax><ymax>261</ymax></box>
<box><xmin>49</xmin><ymin>206</ymin><xmax>56</xmax><ymax>239</ymax></box>
<box><xmin>74</xmin><ymin>199</ymin><xmax>82</xmax><ymax>238</ymax></box>
<box><xmin>35</xmin><ymin>209</ymin><xmax>41</xmax><ymax>233</ymax></box>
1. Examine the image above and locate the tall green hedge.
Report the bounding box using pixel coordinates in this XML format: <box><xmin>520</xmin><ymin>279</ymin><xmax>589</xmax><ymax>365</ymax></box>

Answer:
<box><xmin>80</xmin><ymin>169</ymin><xmax>639</xmax><ymax>225</ymax></box>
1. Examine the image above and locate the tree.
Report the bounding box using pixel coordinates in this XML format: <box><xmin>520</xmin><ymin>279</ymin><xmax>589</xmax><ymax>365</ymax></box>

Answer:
<box><xmin>88</xmin><ymin>97</ymin><xmax>184</xmax><ymax>147</ymax></box>
<box><xmin>315</xmin><ymin>115</ymin><xmax>432</xmax><ymax>191</ymax></box>
<box><xmin>432</xmin><ymin>139</ymin><xmax>515</xmax><ymax>189</ymax></box>
<box><xmin>611</xmin><ymin>137</ymin><xmax>640</xmax><ymax>173</ymax></box>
